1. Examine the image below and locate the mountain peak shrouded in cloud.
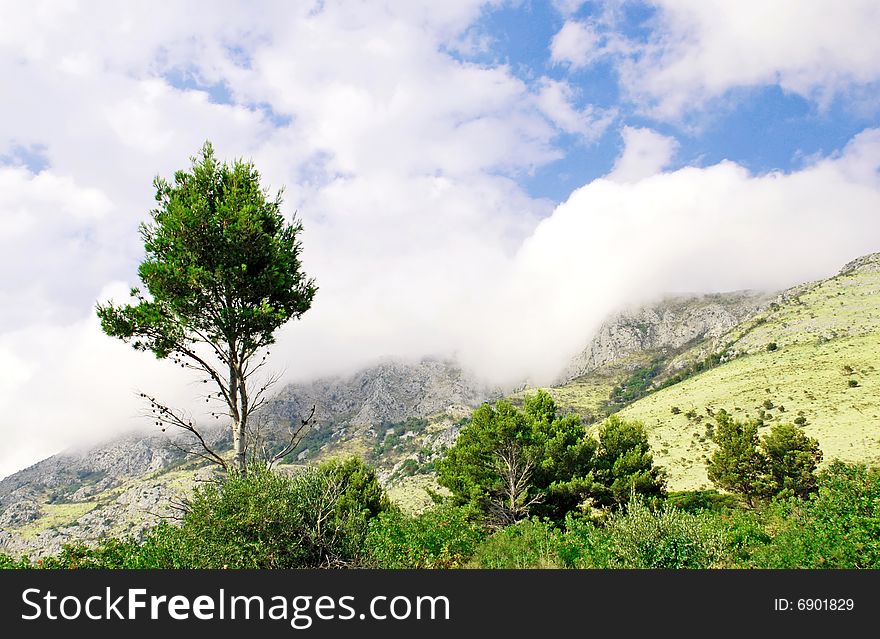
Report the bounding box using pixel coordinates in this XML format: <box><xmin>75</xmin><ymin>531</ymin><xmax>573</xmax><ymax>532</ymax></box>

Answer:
<box><xmin>1</xmin><ymin>1</ymin><xmax>879</xmax><ymax>478</ymax></box>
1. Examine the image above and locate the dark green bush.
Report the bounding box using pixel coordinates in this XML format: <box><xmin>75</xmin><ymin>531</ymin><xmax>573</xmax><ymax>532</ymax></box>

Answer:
<box><xmin>171</xmin><ymin>460</ymin><xmax>387</xmax><ymax>568</ymax></box>
<box><xmin>666</xmin><ymin>490</ymin><xmax>739</xmax><ymax>513</ymax></box>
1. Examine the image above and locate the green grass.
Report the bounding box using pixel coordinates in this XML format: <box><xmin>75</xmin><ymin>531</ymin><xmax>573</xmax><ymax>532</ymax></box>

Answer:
<box><xmin>17</xmin><ymin>502</ymin><xmax>99</xmax><ymax>539</ymax></box>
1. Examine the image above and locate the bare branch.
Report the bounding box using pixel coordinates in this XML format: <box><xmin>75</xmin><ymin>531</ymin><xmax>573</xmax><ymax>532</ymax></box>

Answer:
<box><xmin>140</xmin><ymin>391</ymin><xmax>229</xmax><ymax>471</ymax></box>
<box><xmin>268</xmin><ymin>404</ymin><xmax>316</xmax><ymax>468</ymax></box>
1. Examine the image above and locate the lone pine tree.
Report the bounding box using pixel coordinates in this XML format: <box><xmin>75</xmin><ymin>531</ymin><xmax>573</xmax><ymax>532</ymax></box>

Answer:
<box><xmin>97</xmin><ymin>142</ymin><xmax>317</xmax><ymax>472</ymax></box>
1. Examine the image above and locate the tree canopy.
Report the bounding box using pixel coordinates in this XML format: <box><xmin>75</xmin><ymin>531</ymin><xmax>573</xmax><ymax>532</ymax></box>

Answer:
<box><xmin>436</xmin><ymin>391</ymin><xmax>665</xmax><ymax>524</ymax></box>
<box><xmin>707</xmin><ymin>410</ymin><xmax>822</xmax><ymax>504</ymax></box>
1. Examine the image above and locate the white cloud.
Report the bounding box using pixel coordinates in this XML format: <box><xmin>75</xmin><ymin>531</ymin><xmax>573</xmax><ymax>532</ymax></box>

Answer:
<box><xmin>0</xmin><ymin>0</ymin><xmax>571</xmax><ymax>476</ymax></box>
<box><xmin>619</xmin><ymin>0</ymin><xmax>880</xmax><ymax>118</ymax></box>
<box><xmin>506</xmin><ymin>128</ymin><xmax>880</xmax><ymax>381</ymax></box>
<box><xmin>553</xmin><ymin>0</ymin><xmax>590</xmax><ymax>17</ymax></box>
<box><xmin>534</xmin><ymin>79</ymin><xmax>616</xmax><ymax>141</ymax></box>
<box><xmin>607</xmin><ymin>126</ymin><xmax>679</xmax><ymax>182</ymax></box>
<box><xmin>550</xmin><ymin>20</ymin><xmax>601</xmax><ymax>69</ymax></box>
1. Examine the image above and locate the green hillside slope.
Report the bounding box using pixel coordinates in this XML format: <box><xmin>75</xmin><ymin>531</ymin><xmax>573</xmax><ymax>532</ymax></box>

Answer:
<box><xmin>582</xmin><ymin>254</ymin><xmax>880</xmax><ymax>490</ymax></box>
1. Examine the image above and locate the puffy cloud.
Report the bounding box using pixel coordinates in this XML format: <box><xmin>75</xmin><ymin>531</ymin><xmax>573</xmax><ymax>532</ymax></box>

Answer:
<box><xmin>0</xmin><ymin>0</ymin><xmax>576</xmax><ymax>476</ymax></box>
<box><xmin>619</xmin><ymin>0</ymin><xmax>880</xmax><ymax>118</ymax></box>
<box><xmin>550</xmin><ymin>20</ymin><xmax>601</xmax><ymax>69</ymax></box>
<box><xmin>0</xmin><ymin>1</ymin><xmax>878</xmax><ymax>479</ymax></box>
<box><xmin>607</xmin><ymin>126</ymin><xmax>679</xmax><ymax>182</ymax></box>
<box><xmin>506</xmin><ymin>128</ymin><xmax>880</xmax><ymax>381</ymax></box>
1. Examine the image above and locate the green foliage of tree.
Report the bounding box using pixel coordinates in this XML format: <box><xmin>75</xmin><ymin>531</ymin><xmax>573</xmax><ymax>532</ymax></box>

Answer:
<box><xmin>96</xmin><ymin>142</ymin><xmax>317</xmax><ymax>471</ymax></box>
<box><xmin>318</xmin><ymin>456</ymin><xmax>392</xmax><ymax>520</ymax></box>
<box><xmin>7</xmin><ymin>461</ymin><xmax>879</xmax><ymax>570</ymax></box>
<box><xmin>760</xmin><ymin>422</ymin><xmax>822</xmax><ymax>499</ymax></box>
<box><xmin>748</xmin><ymin>462</ymin><xmax>880</xmax><ymax>568</ymax></box>
<box><xmin>436</xmin><ymin>391</ymin><xmax>596</xmax><ymax>524</ymax></box>
<box><xmin>706</xmin><ymin>411</ymin><xmax>767</xmax><ymax>506</ymax></box>
<box><xmin>665</xmin><ymin>489</ymin><xmax>740</xmax><ymax>513</ymax></box>
<box><xmin>437</xmin><ymin>391</ymin><xmax>665</xmax><ymax>523</ymax></box>
<box><xmin>590</xmin><ymin>415</ymin><xmax>666</xmax><ymax>509</ymax></box>
<box><xmin>169</xmin><ymin>460</ymin><xmax>387</xmax><ymax>568</ymax></box>
<box><xmin>707</xmin><ymin>412</ymin><xmax>822</xmax><ymax>504</ymax></box>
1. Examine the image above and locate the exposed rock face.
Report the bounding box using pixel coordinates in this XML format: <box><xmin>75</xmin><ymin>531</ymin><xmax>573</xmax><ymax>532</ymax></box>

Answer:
<box><xmin>0</xmin><ymin>431</ymin><xmax>195</xmax><ymax>512</ymax></box>
<box><xmin>839</xmin><ymin>252</ymin><xmax>880</xmax><ymax>275</ymax></box>
<box><xmin>268</xmin><ymin>357</ymin><xmax>495</xmax><ymax>430</ymax></box>
<box><xmin>559</xmin><ymin>292</ymin><xmax>771</xmax><ymax>383</ymax></box>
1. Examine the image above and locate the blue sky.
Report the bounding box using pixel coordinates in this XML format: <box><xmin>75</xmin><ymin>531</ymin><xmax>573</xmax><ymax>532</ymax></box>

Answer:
<box><xmin>1</xmin><ymin>0</ymin><xmax>880</xmax><ymax>476</ymax></box>
<box><xmin>448</xmin><ymin>1</ymin><xmax>880</xmax><ymax>201</ymax></box>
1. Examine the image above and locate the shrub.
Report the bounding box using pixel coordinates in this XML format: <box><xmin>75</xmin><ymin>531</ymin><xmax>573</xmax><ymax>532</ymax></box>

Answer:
<box><xmin>750</xmin><ymin>462</ymin><xmax>880</xmax><ymax>568</ymax></box>
<box><xmin>561</xmin><ymin>501</ymin><xmax>725</xmax><ymax>569</ymax></box>
<box><xmin>600</xmin><ymin>501</ymin><xmax>726</xmax><ymax>568</ymax></box>
<box><xmin>365</xmin><ymin>505</ymin><xmax>486</xmax><ymax>568</ymax></box>
<box><xmin>170</xmin><ymin>460</ymin><xmax>387</xmax><ymax>568</ymax></box>
<box><xmin>766</xmin><ymin>342</ymin><xmax>778</xmax><ymax>352</ymax></box>
<box><xmin>707</xmin><ymin>413</ymin><xmax>821</xmax><ymax>503</ymax></box>
<box><xmin>589</xmin><ymin>415</ymin><xmax>666</xmax><ymax>510</ymax></box>
<box><xmin>666</xmin><ymin>490</ymin><xmax>739</xmax><ymax>513</ymax></box>
<box><xmin>470</xmin><ymin>519</ymin><xmax>562</xmax><ymax>568</ymax></box>
<box><xmin>760</xmin><ymin>423</ymin><xmax>822</xmax><ymax>499</ymax></box>
<box><xmin>848</xmin><ymin>379</ymin><xmax>859</xmax><ymax>388</ymax></box>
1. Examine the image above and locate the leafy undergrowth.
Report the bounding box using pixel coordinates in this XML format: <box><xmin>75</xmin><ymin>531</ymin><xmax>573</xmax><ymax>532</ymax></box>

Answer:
<box><xmin>6</xmin><ymin>461</ymin><xmax>877</xmax><ymax>570</ymax></box>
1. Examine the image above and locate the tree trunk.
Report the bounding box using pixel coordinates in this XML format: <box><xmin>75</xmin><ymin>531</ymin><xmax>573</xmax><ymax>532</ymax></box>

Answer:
<box><xmin>229</xmin><ymin>353</ymin><xmax>245</xmax><ymax>474</ymax></box>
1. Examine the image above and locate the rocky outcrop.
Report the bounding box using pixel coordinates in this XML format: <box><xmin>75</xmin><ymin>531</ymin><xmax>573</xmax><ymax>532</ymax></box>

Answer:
<box><xmin>839</xmin><ymin>252</ymin><xmax>880</xmax><ymax>275</ymax></box>
<box><xmin>559</xmin><ymin>292</ymin><xmax>770</xmax><ymax>383</ymax></box>
<box><xmin>267</xmin><ymin>357</ymin><xmax>495</xmax><ymax>431</ymax></box>
<box><xmin>0</xmin><ymin>357</ymin><xmax>494</xmax><ymax>557</ymax></box>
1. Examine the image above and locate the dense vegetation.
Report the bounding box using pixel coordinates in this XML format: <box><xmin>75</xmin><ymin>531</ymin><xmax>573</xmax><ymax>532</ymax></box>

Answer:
<box><xmin>4</xmin><ymin>459</ymin><xmax>877</xmax><ymax>569</ymax></box>
<box><xmin>3</xmin><ymin>405</ymin><xmax>876</xmax><ymax>570</ymax></box>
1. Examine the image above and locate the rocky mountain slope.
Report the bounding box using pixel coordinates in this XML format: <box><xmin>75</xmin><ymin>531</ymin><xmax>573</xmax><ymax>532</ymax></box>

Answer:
<box><xmin>0</xmin><ymin>358</ymin><xmax>494</xmax><ymax>557</ymax></box>
<box><xmin>546</xmin><ymin>252</ymin><xmax>880</xmax><ymax>490</ymax></box>
<box><xmin>557</xmin><ymin>291</ymin><xmax>771</xmax><ymax>384</ymax></box>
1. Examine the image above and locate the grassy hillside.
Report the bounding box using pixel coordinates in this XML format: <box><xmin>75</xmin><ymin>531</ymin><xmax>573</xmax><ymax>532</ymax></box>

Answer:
<box><xmin>554</xmin><ymin>256</ymin><xmax>880</xmax><ymax>491</ymax></box>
